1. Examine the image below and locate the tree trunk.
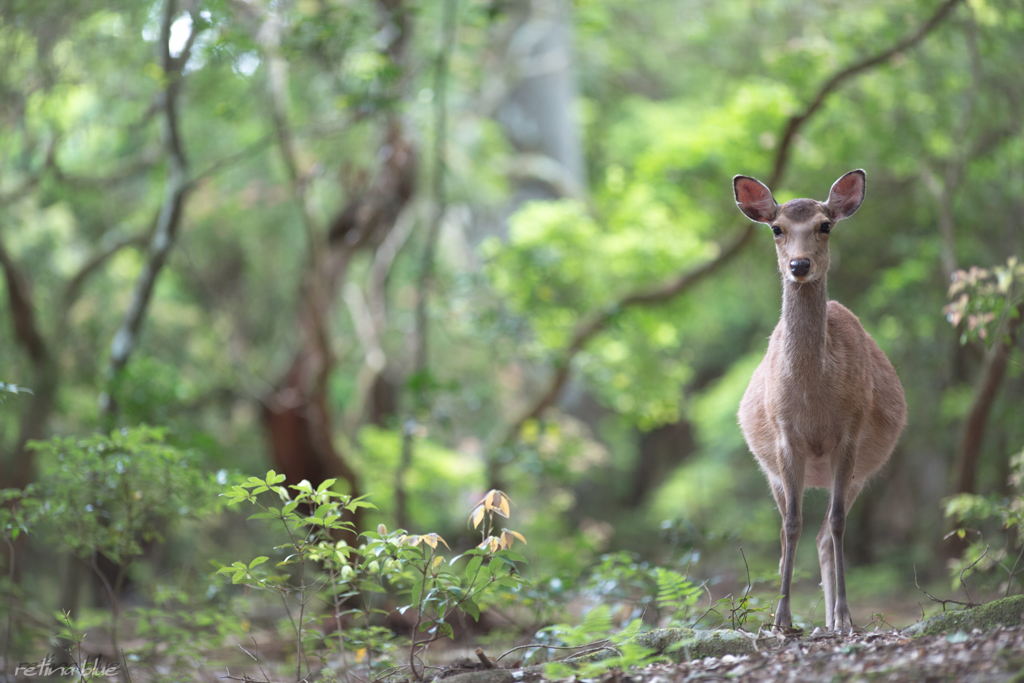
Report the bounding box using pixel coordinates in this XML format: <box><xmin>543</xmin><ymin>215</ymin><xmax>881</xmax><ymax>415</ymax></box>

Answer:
<box><xmin>945</xmin><ymin>302</ymin><xmax>1024</xmax><ymax>557</ymax></box>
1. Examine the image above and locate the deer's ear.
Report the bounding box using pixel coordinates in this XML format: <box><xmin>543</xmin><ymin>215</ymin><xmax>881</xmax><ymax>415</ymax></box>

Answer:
<box><xmin>827</xmin><ymin>169</ymin><xmax>866</xmax><ymax>221</ymax></box>
<box><xmin>733</xmin><ymin>175</ymin><xmax>778</xmax><ymax>224</ymax></box>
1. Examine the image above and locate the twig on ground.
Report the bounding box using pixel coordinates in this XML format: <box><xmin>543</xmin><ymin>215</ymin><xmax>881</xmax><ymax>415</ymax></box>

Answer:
<box><xmin>740</xmin><ymin>547</ymin><xmax>753</xmax><ymax>601</ymax></box>
<box><xmin>121</xmin><ymin>649</ymin><xmax>133</xmax><ymax>683</ymax></box>
<box><xmin>810</xmin><ymin>594</ymin><xmax>824</xmax><ymax>625</ymax></box>
<box><xmin>913</xmin><ymin>562</ymin><xmax>981</xmax><ymax>612</ymax></box>
<box><xmin>690</xmin><ymin>580</ymin><xmax>717</xmax><ymax>628</ymax></box>
<box><xmin>475</xmin><ymin>648</ymin><xmax>495</xmax><ymax>669</ymax></box>
<box><xmin>234</xmin><ymin>638</ymin><xmax>273</xmax><ymax>683</ymax></box>
<box><xmin>496</xmin><ymin>639</ymin><xmax>612</xmax><ymax>663</ymax></box>
<box><xmin>958</xmin><ymin>545</ymin><xmax>989</xmax><ymax>605</ymax></box>
<box><xmin>1005</xmin><ymin>543</ymin><xmax>1024</xmax><ymax>597</ymax></box>
<box><xmin>563</xmin><ymin>646</ymin><xmax>621</xmax><ymax>662</ymax></box>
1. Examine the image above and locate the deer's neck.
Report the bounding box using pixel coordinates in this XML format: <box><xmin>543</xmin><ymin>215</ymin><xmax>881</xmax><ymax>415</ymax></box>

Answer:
<box><xmin>781</xmin><ymin>276</ymin><xmax>829</xmax><ymax>375</ymax></box>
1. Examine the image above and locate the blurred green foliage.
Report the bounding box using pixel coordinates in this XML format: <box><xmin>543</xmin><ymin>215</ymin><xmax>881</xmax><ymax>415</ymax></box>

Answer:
<box><xmin>1</xmin><ymin>0</ymin><xmax>1023</xmax><ymax>674</ymax></box>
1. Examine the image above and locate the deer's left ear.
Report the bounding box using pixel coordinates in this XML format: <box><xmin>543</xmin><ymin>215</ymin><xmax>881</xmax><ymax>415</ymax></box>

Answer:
<box><xmin>827</xmin><ymin>169</ymin><xmax>866</xmax><ymax>221</ymax></box>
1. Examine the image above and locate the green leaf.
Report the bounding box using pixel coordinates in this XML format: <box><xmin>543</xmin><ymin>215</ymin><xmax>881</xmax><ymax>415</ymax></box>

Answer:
<box><xmin>497</xmin><ymin>551</ymin><xmax>527</xmax><ymax>563</ymax></box>
<box><xmin>462</xmin><ymin>598</ymin><xmax>481</xmax><ymax>621</ymax></box>
<box><xmin>249</xmin><ymin>556</ymin><xmax>269</xmax><ymax>569</ymax></box>
<box><xmin>465</xmin><ymin>555</ymin><xmax>483</xmax><ymax>581</ymax></box>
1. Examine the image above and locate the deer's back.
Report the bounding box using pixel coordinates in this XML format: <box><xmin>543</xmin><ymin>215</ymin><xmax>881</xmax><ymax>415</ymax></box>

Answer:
<box><xmin>738</xmin><ymin>301</ymin><xmax>907</xmax><ymax>488</ymax></box>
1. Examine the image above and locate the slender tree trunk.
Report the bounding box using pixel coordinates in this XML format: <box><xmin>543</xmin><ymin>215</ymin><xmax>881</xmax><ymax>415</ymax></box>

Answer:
<box><xmin>395</xmin><ymin>0</ymin><xmax>457</xmax><ymax>530</ymax></box>
<box><xmin>259</xmin><ymin>0</ymin><xmax>417</xmax><ymax>532</ymax></box>
<box><xmin>945</xmin><ymin>302</ymin><xmax>1024</xmax><ymax>557</ymax></box>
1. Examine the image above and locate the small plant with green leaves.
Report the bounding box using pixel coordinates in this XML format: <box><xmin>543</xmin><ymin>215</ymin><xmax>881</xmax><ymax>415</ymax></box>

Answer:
<box><xmin>1</xmin><ymin>485</ymin><xmax>41</xmax><ymax>666</ymax></box>
<box><xmin>219</xmin><ymin>471</ymin><xmax>377</xmax><ymax>682</ymax></box>
<box><xmin>381</xmin><ymin>489</ymin><xmax>529</xmax><ymax>680</ymax></box>
<box><xmin>26</xmin><ymin>426</ymin><xmax>217</xmax><ymax>667</ymax></box>
<box><xmin>127</xmin><ymin>581</ymin><xmax>247</xmax><ymax>683</ymax></box>
<box><xmin>220</xmin><ymin>478</ymin><xmax>529</xmax><ymax>682</ymax></box>
<box><xmin>944</xmin><ymin>448</ymin><xmax>1024</xmax><ymax>596</ymax></box>
<box><xmin>653</xmin><ymin>567</ymin><xmax>702</xmax><ymax>625</ymax></box>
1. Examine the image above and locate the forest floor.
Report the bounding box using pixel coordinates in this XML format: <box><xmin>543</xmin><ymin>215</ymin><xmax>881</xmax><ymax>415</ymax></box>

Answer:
<box><xmin>434</xmin><ymin>618</ymin><xmax>1024</xmax><ymax>683</ymax></box>
<box><xmin>621</xmin><ymin>627</ymin><xmax>1024</xmax><ymax>683</ymax></box>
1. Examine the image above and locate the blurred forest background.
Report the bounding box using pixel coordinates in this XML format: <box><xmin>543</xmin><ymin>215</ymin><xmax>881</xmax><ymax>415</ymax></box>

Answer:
<box><xmin>2</xmin><ymin>0</ymin><xmax>1024</xmax><ymax>678</ymax></box>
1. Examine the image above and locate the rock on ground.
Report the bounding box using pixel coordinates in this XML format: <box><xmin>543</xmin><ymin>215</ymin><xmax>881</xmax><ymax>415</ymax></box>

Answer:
<box><xmin>903</xmin><ymin>595</ymin><xmax>1024</xmax><ymax>637</ymax></box>
<box><xmin>631</xmin><ymin>628</ymin><xmax>755</xmax><ymax>661</ymax></box>
<box><xmin>434</xmin><ymin>670</ymin><xmax>514</xmax><ymax>683</ymax></box>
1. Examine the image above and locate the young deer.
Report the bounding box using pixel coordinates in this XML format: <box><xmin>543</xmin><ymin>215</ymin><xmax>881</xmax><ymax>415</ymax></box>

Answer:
<box><xmin>733</xmin><ymin>170</ymin><xmax>906</xmax><ymax>633</ymax></box>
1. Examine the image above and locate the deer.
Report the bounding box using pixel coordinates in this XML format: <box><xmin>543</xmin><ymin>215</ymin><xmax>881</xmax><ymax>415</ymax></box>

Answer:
<box><xmin>732</xmin><ymin>169</ymin><xmax>907</xmax><ymax>633</ymax></box>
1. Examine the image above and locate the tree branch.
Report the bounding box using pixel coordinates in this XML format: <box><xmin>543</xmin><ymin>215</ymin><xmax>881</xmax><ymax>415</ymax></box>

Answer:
<box><xmin>342</xmin><ymin>204</ymin><xmax>418</xmax><ymax>433</ymax></box>
<box><xmin>103</xmin><ymin>0</ymin><xmax>197</xmax><ymax>413</ymax></box>
<box><xmin>953</xmin><ymin>300</ymin><xmax>1024</xmax><ymax>497</ymax></box>
<box><xmin>396</xmin><ymin>0</ymin><xmax>457</xmax><ymax>529</ymax></box>
<box><xmin>63</xmin><ymin>232</ymin><xmax>149</xmax><ymax>314</ymax></box>
<box><xmin>0</xmin><ymin>235</ymin><xmax>48</xmax><ymax>366</ymax></box>
<box><xmin>486</xmin><ymin>0</ymin><xmax>964</xmax><ymax>466</ymax></box>
<box><xmin>770</xmin><ymin>0</ymin><xmax>964</xmax><ymax>185</ymax></box>
<box><xmin>0</xmin><ymin>138</ymin><xmax>57</xmax><ymax>208</ymax></box>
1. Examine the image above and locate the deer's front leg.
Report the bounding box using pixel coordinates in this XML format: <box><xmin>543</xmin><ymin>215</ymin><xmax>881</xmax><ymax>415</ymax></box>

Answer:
<box><xmin>774</xmin><ymin>444</ymin><xmax>805</xmax><ymax>632</ymax></box>
<box><xmin>829</xmin><ymin>450</ymin><xmax>860</xmax><ymax>632</ymax></box>
<box><xmin>816</xmin><ymin>516</ymin><xmax>836</xmax><ymax>630</ymax></box>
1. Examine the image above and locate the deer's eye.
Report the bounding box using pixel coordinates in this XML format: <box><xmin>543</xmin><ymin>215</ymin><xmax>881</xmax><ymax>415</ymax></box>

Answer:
<box><xmin>820</xmin><ymin>222</ymin><xmax>832</xmax><ymax>234</ymax></box>
<box><xmin>771</xmin><ymin>225</ymin><xmax>782</xmax><ymax>236</ymax></box>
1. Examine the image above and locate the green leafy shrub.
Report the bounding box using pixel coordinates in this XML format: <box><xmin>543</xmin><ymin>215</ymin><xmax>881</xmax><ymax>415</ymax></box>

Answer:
<box><xmin>944</xmin><ymin>449</ymin><xmax>1024</xmax><ymax>595</ymax></box>
<box><xmin>220</xmin><ymin>477</ymin><xmax>528</xmax><ymax>681</ymax></box>
<box><xmin>5</xmin><ymin>426</ymin><xmax>221</xmax><ymax>674</ymax></box>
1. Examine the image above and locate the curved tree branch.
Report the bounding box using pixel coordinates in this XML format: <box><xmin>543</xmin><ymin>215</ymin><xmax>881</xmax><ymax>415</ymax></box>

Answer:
<box><xmin>102</xmin><ymin>0</ymin><xmax>198</xmax><ymax>416</ymax></box>
<box><xmin>0</xmin><ymin>229</ymin><xmax>58</xmax><ymax>490</ymax></box>
<box><xmin>770</xmin><ymin>0</ymin><xmax>963</xmax><ymax>185</ymax></box>
<box><xmin>486</xmin><ymin>0</ymin><xmax>964</xmax><ymax>466</ymax></box>
<box><xmin>63</xmin><ymin>233</ymin><xmax>149</xmax><ymax>315</ymax></box>
<box><xmin>0</xmin><ymin>236</ymin><xmax>48</xmax><ymax>365</ymax></box>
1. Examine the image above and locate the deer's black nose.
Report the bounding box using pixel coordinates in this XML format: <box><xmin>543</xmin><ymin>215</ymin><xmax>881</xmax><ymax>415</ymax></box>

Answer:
<box><xmin>789</xmin><ymin>259</ymin><xmax>810</xmax><ymax>277</ymax></box>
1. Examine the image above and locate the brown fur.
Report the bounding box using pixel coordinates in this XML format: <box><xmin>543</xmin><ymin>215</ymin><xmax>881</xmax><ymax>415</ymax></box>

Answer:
<box><xmin>732</xmin><ymin>170</ymin><xmax>907</xmax><ymax>632</ymax></box>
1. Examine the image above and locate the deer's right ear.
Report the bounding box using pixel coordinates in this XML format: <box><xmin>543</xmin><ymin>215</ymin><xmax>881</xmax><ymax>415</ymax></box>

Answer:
<box><xmin>733</xmin><ymin>175</ymin><xmax>778</xmax><ymax>224</ymax></box>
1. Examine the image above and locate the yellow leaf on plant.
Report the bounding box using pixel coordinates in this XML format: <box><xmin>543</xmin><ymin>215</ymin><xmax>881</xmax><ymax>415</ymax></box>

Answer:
<box><xmin>425</xmin><ymin>532</ymin><xmax>450</xmax><ymax>550</ymax></box>
<box><xmin>355</xmin><ymin>648</ymin><xmax>367</xmax><ymax>662</ymax></box>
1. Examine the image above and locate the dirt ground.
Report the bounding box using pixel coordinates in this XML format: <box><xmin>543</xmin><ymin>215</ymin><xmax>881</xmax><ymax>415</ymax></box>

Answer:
<box><xmin>500</xmin><ymin>627</ymin><xmax>1024</xmax><ymax>683</ymax></box>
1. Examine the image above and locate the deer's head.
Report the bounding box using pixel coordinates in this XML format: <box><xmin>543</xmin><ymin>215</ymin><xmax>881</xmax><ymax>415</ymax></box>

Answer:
<box><xmin>733</xmin><ymin>170</ymin><xmax>866</xmax><ymax>283</ymax></box>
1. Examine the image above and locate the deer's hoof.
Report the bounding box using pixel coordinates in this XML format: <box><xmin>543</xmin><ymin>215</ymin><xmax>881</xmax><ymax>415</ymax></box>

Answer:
<box><xmin>834</xmin><ymin>608</ymin><xmax>854</xmax><ymax>633</ymax></box>
<box><xmin>772</xmin><ymin>624</ymin><xmax>803</xmax><ymax>637</ymax></box>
